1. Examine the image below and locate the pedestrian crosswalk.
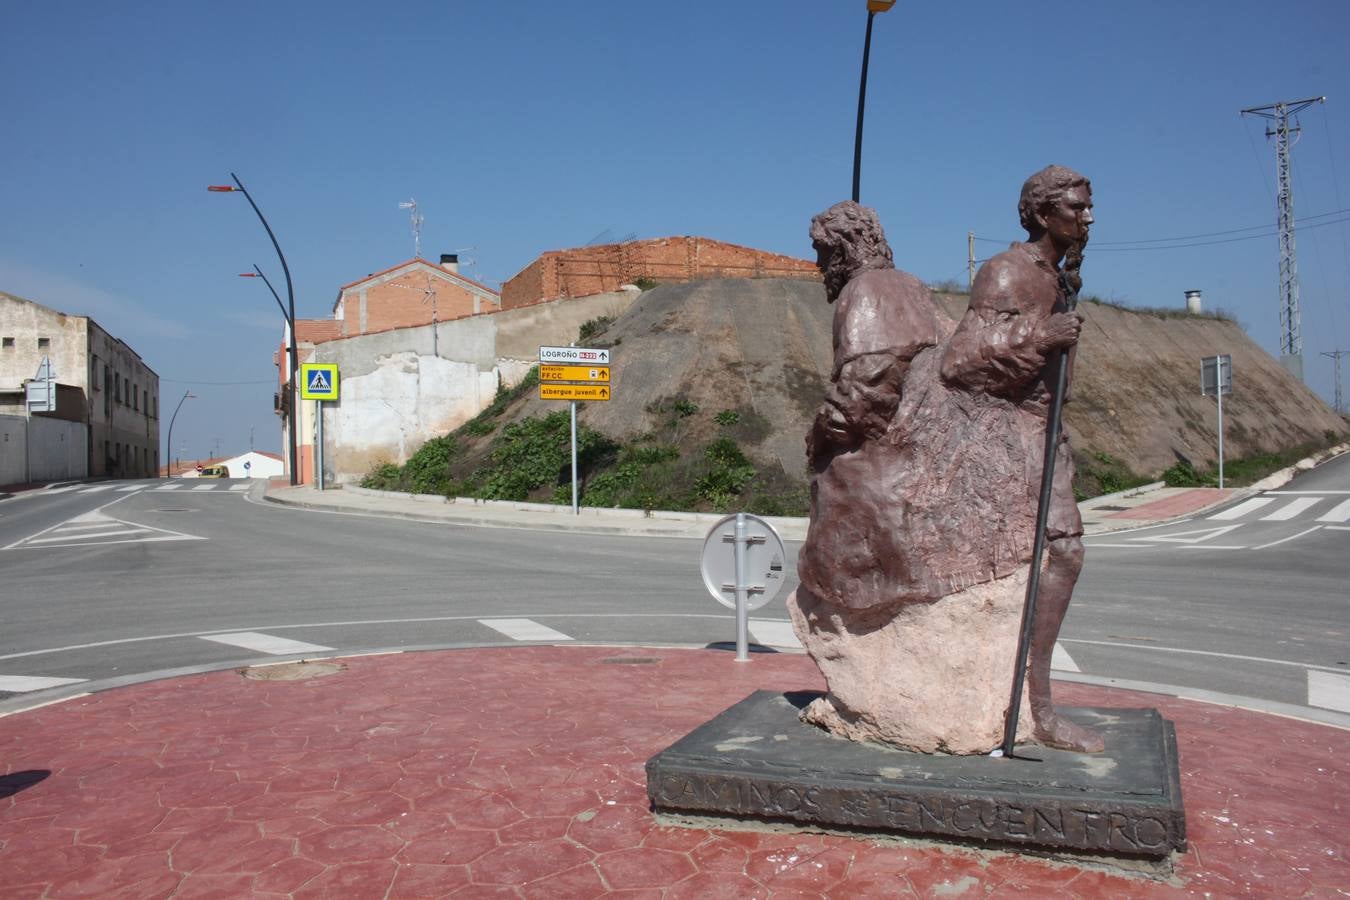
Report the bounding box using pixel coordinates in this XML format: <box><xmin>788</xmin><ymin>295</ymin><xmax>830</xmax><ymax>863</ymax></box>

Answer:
<box><xmin>1209</xmin><ymin>493</ymin><xmax>1350</xmax><ymax>524</ymax></box>
<box><xmin>38</xmin><ymin>481</ymin><xmax>253</xmax><ymax>497</ymax></box>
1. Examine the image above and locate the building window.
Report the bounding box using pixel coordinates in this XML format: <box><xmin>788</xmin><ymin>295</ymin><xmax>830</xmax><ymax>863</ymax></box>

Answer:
<box><xmin>133</xmin><ymin>385</ymin><xmax>139</xmax><ymax>411</ymax></box>
<box><xmin>114</xmin><ymin>373</ymin><xmax>121</xmax><ymax>402</ymax></box>
<box><xmin>1</xmin><ymin>337</ymin><xmax>13</xmax><ymax>348</ymax></box>
<box><xmin>143</xmin><ymin>389</ymin><xmax>148</xmax><ymax>415</ymax></box>
<box><xmin>37</xmin><ymin>337</ymin><xmax>50</xmax><ymax>348</ymax></box>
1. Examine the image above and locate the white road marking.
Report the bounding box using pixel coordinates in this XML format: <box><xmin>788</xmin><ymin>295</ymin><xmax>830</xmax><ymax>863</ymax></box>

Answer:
<box><xmin>1327</xmin><ymin>525</ymin><xmax>1350</xmax><ymax>531</ymax></box>
<box><xmin>1315</xmin><ymin>498</ymin><xmax>1350</xmax><ymax>523</ymax></box>
<box><xmin>228</xmin><ymin>484</ymin><xmax>250</xmax><ymax>492</ymax></box>
<box><xmin>0</xmin><ymin>675</ymin><xmax>87</xmax><ymax>692</ymax></box>
<box><xmin>1253</xmin><ymin>526</ymin><xmax>1324</xmax><ymax>550</ymax></box>
<box><xmin>1083</xmin><ymin>543</ymin><xmax>1154</xmax><ymax>548</ymax></box>
<box><xmin>1267</xmin><ymin>490</ymin><xmax>1350</xmax><ymax>495</ymax></box>
<box><xmin>749</xmin><ymin>619</ymin><xmax>801</xmax><ymax>649</ymax></box>
<box><xmin>27</xmin><ymin>528</ymin><xmax>149</xmax><ymax>544</ymax></box>
<box><xmin>1178</xmin><ymin>545</ymin><xmax>1246</xmax><ymax>550</ymax></box>
<box><xmin>115</xmin><ymin>485</ymin><xmax>144</xmax><ymax>493</ymax></box>
<box><xmin>39</xmin><ymin>486</ymin><xmax>82</xmax><ymax>495</ymax></box>
<box><xmin>155</xmin><ymin>484</ymin><xmax>183</xmax><ymax>491</ymax></box>
<box><xmin>477</xmin><ymin>618</ymin><xmax>574</xmax><ymax>642</ymax></box>
<box><xmin>78</xmin><ymin>485</ymin><xmax>117</xmax><ymax>494</ymax></box>
<box><xmin>198</xmin><ymin>632</ymin><xmax>334</xmax><ymax>655</ymax></box>
<box><xmin>1051</xmin><ymin>643</ymin><xmax>1080</xmax><ymax>672</ymax></box>
<box><xmin>191</xmin><ymin>484</ymin><xmax>216</xmax><ymax>491</ymax></box>
<box><xmin>1133</xmin><ymin>524</ymin><xmax>1243</xmax><ymax>544</ymax></box>
<box><xmin>1261</xmin><ymin>497</ymin><xmax>1321</xmax><ymax>521</ymax></box>
<box><xmin>1308</xmin><ymin>670</ymin><xmax>1350</xmax><ymax>714</ymax></box>
<box><xmin>3</xmin><ymin>508</ymin><xmax>205</xmax><ymax>551</ymax></box>
<box><xmin>1061</xmin><ymin>638</ymin><xmax>1350</xmax><ymax>674</ymax></box>
<box><xmin>1208</xmin><ymin>498</ymin><xmax>1275</xmax><ymax>520</ymax></box>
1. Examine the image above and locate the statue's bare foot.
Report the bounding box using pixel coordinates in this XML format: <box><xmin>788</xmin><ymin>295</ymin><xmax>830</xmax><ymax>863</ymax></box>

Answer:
<box><xmin>1033</xmin><ymin>710</ymin><xmax>1105</xmax><ymax>753</ymax></box>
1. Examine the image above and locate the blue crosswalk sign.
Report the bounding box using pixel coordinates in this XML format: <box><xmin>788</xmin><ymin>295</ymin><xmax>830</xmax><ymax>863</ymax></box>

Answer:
<box><xmin>299</xmin><ymin>363</ymin><xmax>339</xmax><ymax>400</ymax></box>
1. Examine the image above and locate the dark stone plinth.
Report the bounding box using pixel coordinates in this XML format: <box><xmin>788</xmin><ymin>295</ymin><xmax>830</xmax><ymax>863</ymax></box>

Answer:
<box><xmin>646</xmin><ymin>691</ymin><xmax>1186</xmax><ymax>858</ymax></box>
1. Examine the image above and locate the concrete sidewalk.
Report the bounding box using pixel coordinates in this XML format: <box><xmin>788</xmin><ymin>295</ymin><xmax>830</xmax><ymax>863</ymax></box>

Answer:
<box><xmin>262</xmin><ymin>479</ymin><xmax>1244</xmax><ymax>541</ymax></box>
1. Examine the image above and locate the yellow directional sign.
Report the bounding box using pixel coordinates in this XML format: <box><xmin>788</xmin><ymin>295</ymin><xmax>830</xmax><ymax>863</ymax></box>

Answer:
<box><xmin>540</xmin><ymin>384</ymin><xmax>611</xmax><ymax>402</ymax></box>
<box><xmin>540</xmin><ymin>365</ymin><xmax>610</xmax><ymax>383</ymax></box>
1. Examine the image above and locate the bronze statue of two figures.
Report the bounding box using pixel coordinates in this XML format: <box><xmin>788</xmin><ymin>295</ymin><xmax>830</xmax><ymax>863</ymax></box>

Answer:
<box><xmin>793</xmin><ymin>166</ymin><xmax>1102</xmax><ymax>756</ymax></box>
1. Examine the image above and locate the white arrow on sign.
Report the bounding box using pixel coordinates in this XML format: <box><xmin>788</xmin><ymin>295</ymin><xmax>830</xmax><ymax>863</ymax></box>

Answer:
<box><xmin>538</xmin><ymin>345</ymin><xmax>610</xmax><ymax>365</ymax></box>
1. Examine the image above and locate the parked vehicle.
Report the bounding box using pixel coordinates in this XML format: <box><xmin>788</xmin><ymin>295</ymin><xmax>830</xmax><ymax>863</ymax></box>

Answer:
<box><xmin>199</xmin><ymin>465</ymin><xmax>230</xmax><ymax>478</ymax></box>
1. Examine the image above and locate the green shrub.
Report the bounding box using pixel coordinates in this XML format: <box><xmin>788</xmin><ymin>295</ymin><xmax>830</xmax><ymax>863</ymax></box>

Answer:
<box><xmin>476</xmin><ymin>411</ymin><xmax>618</xmax><ymax>501</ymax></box>
<box><xmin>402</xmin><ymin>436</ymin><xmax>458</xmax><ymax>495</ymax></box>
<box><xmin>361</xmin><ymin>462</ymin><xmax>403</xmax><ymax>491</ymax></box>
<box><xmin>714</xmin><ymin>409</ymin><xmax>740</xmax><ymax>427</ymax></box>
<box><xmin>695</xmin><ymin>437</ymin><xmax>756</xmax><ymax>506</ymax></box>
<box><xmin>578</xmin><ymin>315</ymin><xmax>615</xmax><ymax>343</ymax></box>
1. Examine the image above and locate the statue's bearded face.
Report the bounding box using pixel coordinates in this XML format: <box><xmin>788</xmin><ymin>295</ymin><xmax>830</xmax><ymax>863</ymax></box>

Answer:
<box><xmin>813</xmin><ymin>237</ymin><xmax>849</xmax><ymax>303</ymax></box>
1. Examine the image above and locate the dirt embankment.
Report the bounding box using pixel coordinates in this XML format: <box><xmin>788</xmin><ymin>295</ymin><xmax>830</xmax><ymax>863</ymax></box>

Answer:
<box><xmin>469</xmin><ymin>278</ymin><xmax>1347</xmax><ymax>489</ymax></box>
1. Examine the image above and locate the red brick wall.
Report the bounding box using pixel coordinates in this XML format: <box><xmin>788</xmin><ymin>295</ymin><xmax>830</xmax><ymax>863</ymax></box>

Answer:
<box><xmin>346</xmin><ymin>279</ymin><xmax>482</xmax><ymax>335</ymax></box>
<box><xmin>500</xmin><ymin>237</ymin><xmax>820</xmax><ymax>309</ymax></box>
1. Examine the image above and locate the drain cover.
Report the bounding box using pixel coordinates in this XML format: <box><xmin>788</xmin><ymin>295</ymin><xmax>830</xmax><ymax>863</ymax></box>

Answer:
<box><xmin>599</xmin><ymin>656</ymin><xmax>660</xmax><ymax>665</ymax></box>
<box><xmin>240</xmin><ymin>661</ymin><xmax>345</xmax><ymax>681</ymax></box>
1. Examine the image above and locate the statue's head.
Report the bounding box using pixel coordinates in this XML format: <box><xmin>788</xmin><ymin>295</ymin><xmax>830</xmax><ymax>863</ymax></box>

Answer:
<box><xmin>810</xmin><ymin>201</ymin><xmax>894</xmax><ymax>303</ymax></box>
<box><xmin>1018</xmin><ymin>165</ymin><xmax>1092</xmax><ymax>238</ymax></box>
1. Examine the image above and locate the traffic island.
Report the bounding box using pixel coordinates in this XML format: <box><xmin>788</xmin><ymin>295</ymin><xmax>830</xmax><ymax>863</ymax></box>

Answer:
<box><xmin>647</xmin><ymin>690</ymin><xmax>1185</xmax><ymax>859</ymax></box>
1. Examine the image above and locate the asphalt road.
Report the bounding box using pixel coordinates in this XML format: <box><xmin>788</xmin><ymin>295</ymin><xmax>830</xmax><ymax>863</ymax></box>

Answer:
<box><xmin>1</xmin><ymin>457</ymin><xmax>1347</xmax><ymax>724</ymax></box>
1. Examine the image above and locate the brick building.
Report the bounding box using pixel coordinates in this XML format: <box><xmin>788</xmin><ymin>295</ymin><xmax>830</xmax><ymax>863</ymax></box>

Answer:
<box><xmin>331</xmin><ymin>255</ymin><xmax>500</xmax><ymax>338</ymax></box>
<box><xmin>500</xmin><ymin>237</ymin><xmax>819</xmax><ymax>310</ymax></box>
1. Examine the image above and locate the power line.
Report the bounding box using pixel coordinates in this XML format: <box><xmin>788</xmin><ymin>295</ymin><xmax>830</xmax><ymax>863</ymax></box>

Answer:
<box><xmin>161</xmin><ymin>378</ymin><xmax>276</xmax><ymax>386</ymax></box>
<box><xmin>973</xmin><ymin>212</ymin><xmax>1350</xmax><ymax>253</ymax></box>
<box><xmin>971</xmin><ymin>207</ymin><xmax>1350</xmax><ymax>247</ymax></box>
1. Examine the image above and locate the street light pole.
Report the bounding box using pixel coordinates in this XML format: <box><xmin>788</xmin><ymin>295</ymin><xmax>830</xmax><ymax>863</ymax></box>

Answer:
<box><xmin>852</xmin><ymin>1</ymin><xmax>897</xmax><ymax>203</ymax></box>
<box><xmin>165</xmin><ymin>390</ymin><xmax>195</xmax><ymax>478</ymax></box>
<box><xmin>209</xmin><ymin>173</ymin><xmax>300</xmax><ymax>485</ymax></box>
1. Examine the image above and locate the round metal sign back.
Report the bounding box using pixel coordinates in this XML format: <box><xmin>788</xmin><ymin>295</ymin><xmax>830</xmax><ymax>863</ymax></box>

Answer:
<box><xmin>699</xmin><ymin>513</ymin><xmax>788</xmax><ymax>611</ymax></box>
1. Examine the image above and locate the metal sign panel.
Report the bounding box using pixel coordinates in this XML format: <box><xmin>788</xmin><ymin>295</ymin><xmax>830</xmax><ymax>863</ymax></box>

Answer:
<box><xmin>1200</xmin><ymin>355</ymin><xmax>1233</xmax><ymax>397</ymax></box>
<box><xmin>699</xmin><ymin>513</ymin><xmax>788</xmax><ymax>611</ymax></box>
<box><xmin>539</xmin><ymin>384</ymin><xmax>611</xmax><ymax>402</ymax></box>
<box><xmin>300</xmin><ymin>363</ymin><xmax>340</xmax><ymax>401</ymax></box>
<box><xmin>539</xmin><ymin>345</ymin><xmax>610</xmax><ymax>365</ymax></box>
<box><xmin>25</xmin><ymin>380</ymin><xmax>55</xmax><ymax>412</ymax></box>
<box><xmin>540</xmin><ymin>365</ymin><xmax>610</xmax><ymax>383</ymax></box>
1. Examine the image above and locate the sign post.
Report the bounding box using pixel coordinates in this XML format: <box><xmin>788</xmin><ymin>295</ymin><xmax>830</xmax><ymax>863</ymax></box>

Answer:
<box><xmin>699</xmin><ymin>513</ymin><xmax>788</xmax><ymax>662</ymax></box>
<box><xmin>300</xmin><ymin>363</ymin><xmax>340</xmax><ymax>490</ymax></box>
<box><xmin>1200</xmin><ymin>355</ymin><xmax>1233</xmax><ymax>488</ymax></box>
<box><xmin>538</xmin><ymin>347</ymin><xmax>613</xmax><ymax>514</ymax></box>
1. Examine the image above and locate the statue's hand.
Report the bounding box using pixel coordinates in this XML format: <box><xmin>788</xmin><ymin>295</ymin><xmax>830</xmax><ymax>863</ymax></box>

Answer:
<box><xmin>1036</xmin><ymin>311</ymin><xmax>1083</xmax><ymax>352</ymax></box>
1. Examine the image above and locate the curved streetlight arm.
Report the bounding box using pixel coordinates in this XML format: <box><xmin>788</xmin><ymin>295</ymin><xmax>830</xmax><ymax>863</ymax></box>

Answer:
<box><xmin>223</xmin><ymin>172</ymin><xmax>300</xmax><ymax>486</ymax></box>
<box><xmin>247</xmin><ymin>265</ymin><xmax>290</xmax><ymax>324</ymax></box>
<box><xmin>165</xmin><ymin>390</ymin><xmax>194</xmax><ymax>478</ymax></box>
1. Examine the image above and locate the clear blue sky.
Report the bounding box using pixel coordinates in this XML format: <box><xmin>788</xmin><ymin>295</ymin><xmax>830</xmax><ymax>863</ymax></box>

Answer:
<box><xmin>4</xmin><ymin>1</ymin><xmax>1348</xmax><ymax>460</ymax></box>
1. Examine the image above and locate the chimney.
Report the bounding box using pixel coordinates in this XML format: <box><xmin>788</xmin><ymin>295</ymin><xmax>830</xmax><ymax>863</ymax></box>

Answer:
<box><xmin>1184</xmin><ymin>289</ymin><xmax>1203</xmax><ymax>314</ymax></box>
<box><xmin>439</xmin><ymin>253</ymin><xmax>459</xmax><ymax>274</ymax></box>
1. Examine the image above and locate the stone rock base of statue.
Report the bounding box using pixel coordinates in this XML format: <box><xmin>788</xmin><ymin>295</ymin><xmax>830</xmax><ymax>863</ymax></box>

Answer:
<box><xmin>645</xmin><ymin>690</ymin><xmax>1186</xmax><ymax>859</ymax></box>
<box><xmin>787</xmin><ymin>570</ymin><xmax>1037</xmax><ymax>755</ymax></box>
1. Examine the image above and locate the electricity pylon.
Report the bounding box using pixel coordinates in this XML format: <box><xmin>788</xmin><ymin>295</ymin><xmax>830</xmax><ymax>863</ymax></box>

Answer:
<box><xmin>1241</xmin><ymin>96</ymin><xmax>1326</xmax><ymax>382</ymax></box>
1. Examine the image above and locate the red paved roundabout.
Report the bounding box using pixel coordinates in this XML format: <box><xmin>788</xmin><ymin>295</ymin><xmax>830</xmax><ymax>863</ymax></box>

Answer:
<box><xmin>0</xmin><ymin>646</ymin><xmax>1344</xmax><ymax>897</ymax></box>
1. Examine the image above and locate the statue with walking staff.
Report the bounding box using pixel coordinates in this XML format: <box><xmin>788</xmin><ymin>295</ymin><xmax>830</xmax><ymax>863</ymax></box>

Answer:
<box><xmin>790</xmin><ymin>165</ymin><xmax>1103</xmax><ymax>755</ymax></box>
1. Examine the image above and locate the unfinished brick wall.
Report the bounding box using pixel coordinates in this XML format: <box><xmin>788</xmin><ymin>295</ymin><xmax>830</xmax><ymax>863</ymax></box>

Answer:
<box><xmin>500</xmin><ymin>237</ymin><xmax>820</xmax><ymax>309</ymax></box>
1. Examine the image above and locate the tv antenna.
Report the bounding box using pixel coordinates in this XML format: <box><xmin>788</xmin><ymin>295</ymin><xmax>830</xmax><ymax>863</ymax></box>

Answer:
<box><xmin>398</xmin><ymin>198</ymin><xmax>424</xmax><ymax>259</ymax></box>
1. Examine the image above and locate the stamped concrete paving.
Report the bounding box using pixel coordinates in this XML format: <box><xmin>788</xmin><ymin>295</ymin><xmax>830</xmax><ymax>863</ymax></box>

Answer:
<box><xmin>0</xmin><ymin>646</ymin><xmax>1344</xmax><ymax>897</ymax></box>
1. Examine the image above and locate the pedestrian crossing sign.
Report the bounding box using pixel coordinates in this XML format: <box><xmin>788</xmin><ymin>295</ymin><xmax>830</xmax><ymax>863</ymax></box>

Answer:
<box><xmin>300</xmin><ymin>363</ymin><xmax>339</xmax><ymax>400</ymax></box>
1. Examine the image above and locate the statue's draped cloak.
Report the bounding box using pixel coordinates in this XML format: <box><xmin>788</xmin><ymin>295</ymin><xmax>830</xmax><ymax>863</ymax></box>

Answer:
<box><xmin>798</xmin><ymin>248</ymin><xmax>1081</xmax><ymax>611</ymax></box>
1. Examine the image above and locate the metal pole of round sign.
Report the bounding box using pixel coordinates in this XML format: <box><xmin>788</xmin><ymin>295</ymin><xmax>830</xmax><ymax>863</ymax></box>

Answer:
<box><xmin>699</xmin><ymin>513</ymin><xmax>788</xmax><ymax>661</ymax></box>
